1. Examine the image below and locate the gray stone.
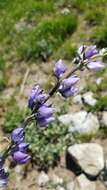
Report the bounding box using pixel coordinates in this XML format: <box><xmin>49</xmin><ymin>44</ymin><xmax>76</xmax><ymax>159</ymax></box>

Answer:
<box><xmin>59</xmin><ymin>111</ymin><xmax>99</xmax><ymax>135</ymax></box>
<box><xmin>82</xmin><ymin>91</ymin><xmax>97</xmax><ymax>106</ymax></box>
<box><xmin>96</xmin><ymin>77</ymin><xmax>103</xmax><ymax>85</ymax></box>
<box><xmin>102</xmin><ymin>111</ymin><xmax>107</xmax><ymax>126</ymax></box>
<box><xmin>73</xmin><ymin>95</ymin><xmax>82</xmax><ymax>104</ymax></box>
<box><xmin>37</xmin><ymin>171</ymin><xmax>49</xmax><ymax>187</ymax></box>
<box><xmin>68</xmin><ymin>143</ymin><xmax>104</xmax><ymax>176</ymax></box>
<box><xmin>66</xmin><ymin>181</ymin><xmax>75</xmax><ymax>190</ymax></box>
<box><xmin>66</xmin><ymin>175</ymin><xmax>96</xmax><ymax>190</ymax></box>
<box><xmin>61</xmin><ymin>8</ymin><xmax>70</xmax><ymax>15</ymax></box>
<box><xmin>58</xmin><ymin>113</ymin><xmax>73</xmax><ymax>126</ymax></box>
<box><xmin>51</xmin><ymin>174</ymin><xmax>63</xmax><ymax>185</ymax></box>
<box><xmin>56</xmin><ymin>186</ymin><xmax>65</xmax><ymax>190</ymax></box>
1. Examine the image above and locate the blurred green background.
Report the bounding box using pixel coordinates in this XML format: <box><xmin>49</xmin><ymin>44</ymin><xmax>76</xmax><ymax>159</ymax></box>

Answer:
<box><xmin>0</xmin><ymin>0</ymin><xmax>107</xmax><ymax>63</ymax></box>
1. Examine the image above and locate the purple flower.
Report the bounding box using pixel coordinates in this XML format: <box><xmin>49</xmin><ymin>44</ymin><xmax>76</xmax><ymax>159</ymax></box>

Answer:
<box><xmin>11</xmin><ymin>128</ymin><xmax>24</xmax><ymax>144</ymax></box>
<box><xmin>59</xmin><ymin>75</ymin><xmax>79</xmax><ymax>98</ymax></box>
<box><xmin>12</xmin><ymin>151</ymin><xmax>31</xmax><ymax>165</ymax></box>
<box><xmin>54</xmin><ymin>59</ymin><xmax>67</xmax><ymax>78</ymax></box>
<box><xmin>78</xmin><ymin>45</ymin><xmax>86</xmax><ymax>56</ymax></box>
<box><xmin>37</xmin><ymin>104</ymin><xmax>55</xmax><ymax>118</ymax></box>
<box><xmin>61</xmin><ymin>75</ymin><xmax>80</xmax><ymax>91</ymax></box>
<box><xmin>78</xmin><ymin>45</ymin><xmax>98</xmax><ymax>59</ymax></box>
<box><xmin>87</xmin><ymin>61</ymin><xmax>104</xmax><ymax>71</ymax></box>
<box><xmin>77</xmin><ymin>45</ymin><xmax>105</xmax><ymax>71</ymax></box>
<box><xmin>28</xmin><ymin>85</ymin><xmax>47</xmax><ymax>110</ymax></box>
<box><xmin>37</xmin><ymin>117</ymin><xmax>54</xmax><ymax>128</ymax></box>
<box><xmin>0</xmin><ymin>169</ymin><xmax>8</xmax><ymax>187</ymax></box>
<box><xmin>17</xmin><ymin>143</ymin><xmax>29</xmax><ymax>152</ymax></box>
<box><xmin>85</xmin><ymin>45</ymin><xmax>98</xmax><ymax>58</ymax></box>
<box><xmin>59</xmin><ymin>86</ymin><xmax>78</xmax><ymax>98</ymax></box>
<box><xmin>37</xmin><ymin>104</ymin><xmax>55</xmax><ymax>127</ymax></box>
<box><xmin>11</xmin><ymin>141</ymin><xmax>30</xmax><ymax>164</ymax></box>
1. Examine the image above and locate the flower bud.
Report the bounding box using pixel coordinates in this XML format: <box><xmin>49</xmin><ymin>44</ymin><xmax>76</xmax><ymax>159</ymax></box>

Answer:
<box><xmin>87</xmin><ymin>61</ymin><xmax>104</xmax><ymax>71</ymax></box>
<box><xmin>59</xmin><ymin>75</ymin><xmax>79</xmax><ymax>98</ymax></box>
<box><xmin>78</xmin><ymin>45</ymin><xmax>98</xmax><ymax>59</ymax></box>
<box><xmin>61</xmin><ymin>75</ymin><xmax>80</xmax><ymax>91</ymax></box>
<box><xmin>59</xmin><ymin>86</ymin><xmax>78</xmax><ymax>98</ymax></box>
<box><xmin>17</xmin><ymin>143</ymin><xmax>29</xmax><ymax>152</ymax></box>
<box><xmin>54</xmin><ymin>59</ymin><xmax>67</xmax><ymax>78</ymax></box>
<box><xmin>37</xmin><ymin>117</ymin><xmax>54</xmax><ymax>128</ymax></box>
<box><xmin>11</xmin><ymin>128</ymin><xmax>24</xmax><ymax>144</ymax></box>
<box><xmin>84</xmin><ymin>45</ymin><xmax>98</xmax><ymax>58</ymax></box>
<box><xmin>37</xmin><ymin>104</ymin><xmax>55</xmax><ymax>127</ymax></box>
<box><xmin>38</xmin><ymin>104</ymin><xmax>55</xmax><ymax>118</ymax></box>
<box><xmin>28</xmin><ymin>85</ymin><xmax>47</xmax><ymax>110</ymax></box>
<box><xmin>12</xmin><ymin>151</ymin><xmax>31</xmax><ymax>165</ymax></box>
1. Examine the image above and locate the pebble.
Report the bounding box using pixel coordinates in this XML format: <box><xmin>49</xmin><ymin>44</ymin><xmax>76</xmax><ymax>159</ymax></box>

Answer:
<box><xmin>37</xmin><ymin>171</ymin><xmax>49</xmax><ymax>187</ymax></box>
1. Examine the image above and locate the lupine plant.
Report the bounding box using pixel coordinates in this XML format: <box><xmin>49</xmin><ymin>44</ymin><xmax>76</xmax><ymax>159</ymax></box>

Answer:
<box><xmin>0</xmin><ymin>45</ymin><xmax>107</xmax><ymax>187</ymax></box>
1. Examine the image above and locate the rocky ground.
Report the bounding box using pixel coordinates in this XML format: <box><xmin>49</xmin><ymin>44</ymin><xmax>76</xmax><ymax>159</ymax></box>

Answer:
<box><xmin>0</xmin><ymin>61</ymin><xmax>107</xmax><ymax>190</ymax></box>
<box><xmin>5</xmin><ymin>142</ymin><xmax>107</xmax><ymax>190</ymax></box>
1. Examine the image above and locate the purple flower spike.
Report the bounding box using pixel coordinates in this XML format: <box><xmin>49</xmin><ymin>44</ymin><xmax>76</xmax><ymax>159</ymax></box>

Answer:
<box><xmin>87</xmin><ymin>61</ymin><xmax>104</xmax><ymax>71</ymax></box>
<box><xmin>61</xmin><ymin>75</ymin><xmax>80</xmax><ymax>91</ymax></box>
<box><xmin>18</xmin><ymin>143</ymin><xmax>29</xmax><ymax>152</ymax></box>
<box><xmin>11</xmin><ymin>128</ymin><xmax>24</xmax><ymax>144</ymax></box>
<box><xmin>28</xmin><ymin>85</ymin><xmax>47</xmax><ymax>110</ymax></box>
<box><xmin>54</xmin><ymin>59</ymin><xmax>67</xmax><ymax>78</ymax></box>
<box><xmin>0</xmin><ymin>169</ymin><xmax>8</xmax><ymax>187</ymax></box>
<box><xmin>13</xmin><ymin>151</ymin><xmax>31</xmax><ymax>165</ymax></box>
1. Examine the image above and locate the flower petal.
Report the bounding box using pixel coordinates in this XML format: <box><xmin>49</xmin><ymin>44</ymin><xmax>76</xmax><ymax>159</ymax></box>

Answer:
<box><xmin>11</xmin><ymin>128</ymin><xmax>24</xmax><ymax>144</ymax></box>
<box><xmin>87</xmin><ymin>61</ymin><xmax>104</xmax><ymax>71</ymax></box>
<box><xmin>13</xmin><ymin>151</ymin><xmax>31</xmax><ymax>164</ymax></box>
<box><xmin>54</xmin><ymin>59</ymin><xmax>67</xmax><ymax>78</ymax></box>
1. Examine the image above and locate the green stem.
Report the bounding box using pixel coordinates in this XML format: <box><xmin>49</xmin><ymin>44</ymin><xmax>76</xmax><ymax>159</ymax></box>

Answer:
<box><xmin>2</xmin><ymin>143</ymin><xmax>13</xmax><ymax>161</ymax></box>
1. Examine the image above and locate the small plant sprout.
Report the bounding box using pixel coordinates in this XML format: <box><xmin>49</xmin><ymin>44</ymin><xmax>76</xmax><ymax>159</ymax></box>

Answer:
<box><xmin>1</xmin><ymin>45</ymin><xmax>107</xmax><ymax>187</ymax></box>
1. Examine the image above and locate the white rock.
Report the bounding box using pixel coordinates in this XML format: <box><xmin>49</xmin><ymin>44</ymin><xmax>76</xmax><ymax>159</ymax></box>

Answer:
<box><xmin>100</xmin><ymin>48</ymin><xmax>107</xmax><ymax>56</ymax></box>
<box><xmin>59</xmin><ymin>113</ymin><xmax>73</xmax><ymax>126</ymax></box>
<box><xmin>102</xmin><ymin>111</ymin><xmax>107</xmax><ymax>126</ymax></box>
<box><xmin>37</xmin><ymin>171</ymin><xmax>49</xmax><ymax>187</ymax></box>
<box><xmin>52</xmin><ymin>174</ymin><xmax>63</xmax><ymax>185</ymax></box>
<box><xmin>73</xmin><ymin>95</ymin><xmax>82</xmax><ymax>104</ymax></box>
<box><xmin>82</xmin><ymin>91</ymin><xmax>97</xmax><ymax>106</ymax></box>
<box><xmin>56</xmin><ymin>186</ymin><xmax>65</xmax><ymax>190</ymax></box>
<box><xmin>66</xmin><ymin>182</ymin><xmax>75</xmax><ymax>190</ymax></box>
<box><xmin>68</xmin><ymin>143</ymin><xmax>104</xmax><ymax>176</ymax></box>
<box><xmin>96</xmin><ymin>77</ymin><xmax>103</xmax><ymax>85</ymax></box>
<box><xmin>61</xmin><ymin>8</ymin><xmax>70</xmax><ymax>15</ymax></box>
<box><xmin>59</xmin><ymin>111</ymin><xmax>99</xmax><ymax>135</ymax></box>
<box><xmin>66</xmin><ymin>175</ymin><xmax>96</xmax><ymax>190</ymax></box>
